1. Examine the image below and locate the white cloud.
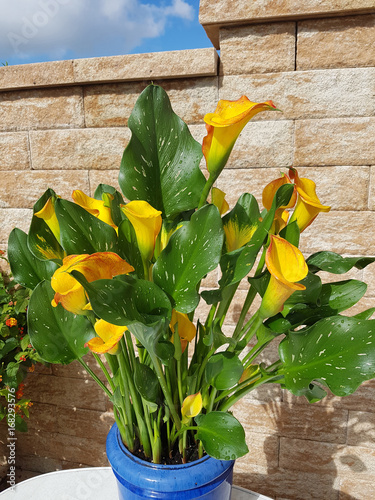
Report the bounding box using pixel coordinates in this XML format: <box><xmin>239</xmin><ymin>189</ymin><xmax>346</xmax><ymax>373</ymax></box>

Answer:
<box><xmin>0</xmin><ymin>0</ymin><xmax>195</xmax><ymax>61</ymax></box>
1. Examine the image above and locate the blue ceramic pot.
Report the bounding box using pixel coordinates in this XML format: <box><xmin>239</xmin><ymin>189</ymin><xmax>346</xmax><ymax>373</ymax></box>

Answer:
<box><xmin>106</xmin><ymin>423</ymin><xmax>235</xmax><ymax>499</ymax></box>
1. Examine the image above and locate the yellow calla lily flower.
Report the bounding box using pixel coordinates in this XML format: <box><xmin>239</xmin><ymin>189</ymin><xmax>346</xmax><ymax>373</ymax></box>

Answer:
<box><xmin>262</xmin><ymin>173</ymin><xmax>297</xmax><ymax>235</ymax></box>
<box><xmin>51</xmin><ymin>252</ymin><xmax>134</xmax><ymax>315</ymax></box>
<box><xmin>121</xmin><ymin>200</ymin><xmax>162</xmax><ymax>261</ymax></box>
<box><xmin>259</xmin><ymin>235</ymin><xmax>308</xmax><ymax>319</ymax></box>
<box><xmin>72</xmin><ymin>190</ymin><xmax>117</xmax><ymax>229</ymax></box>
<box><xmin>181</xmin><ymin>392</ymin><xmax>202</xmax><ymax>423</ymax></box>
<box><xmin>211</xmin><ymin>187</ymin><xmax>229</xmax><ymax>216</ymax></box>
<box><xmin>203</xmin><ymin>96</ymin><xmax>279</xmax><ymax>178</ymax></box>
<box><xmin>34</xmin><ymin>197</ymin><xmax>60</xmax><ymax>242</ymax></box>
<box><xmin>85</xmin><ymin>319</ymin><xmax>127</xmax><ymax>355</ymax></box>
<box><xmin>170</xmin><ymin>309</ymin><xmax>196</xmax><ymax>353</ymax></box>
<box><xmin>288</xmin><ymin>168</ymin><xmax>331</xmax><ymax>232</ymax></box>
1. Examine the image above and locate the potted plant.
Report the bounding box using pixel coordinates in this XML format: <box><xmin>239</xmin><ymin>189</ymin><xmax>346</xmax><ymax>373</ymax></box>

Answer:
<box><xmin>7</xmin><ymin>85</ymin><xmax>375</xmax><ymax>499</ymax></box>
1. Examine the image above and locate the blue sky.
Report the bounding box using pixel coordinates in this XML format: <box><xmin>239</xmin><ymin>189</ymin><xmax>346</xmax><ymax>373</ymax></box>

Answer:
<box><xmin>1</xmin><ymin>0</ymin><xmax>212</xmax><ymax>66</ymax></box>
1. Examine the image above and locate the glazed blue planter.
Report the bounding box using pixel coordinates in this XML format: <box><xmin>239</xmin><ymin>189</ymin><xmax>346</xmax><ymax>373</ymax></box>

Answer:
<box><xmin>106</xmin><ymin>423</ymin><xmax>235</xmax><ymax>499</ymax></box>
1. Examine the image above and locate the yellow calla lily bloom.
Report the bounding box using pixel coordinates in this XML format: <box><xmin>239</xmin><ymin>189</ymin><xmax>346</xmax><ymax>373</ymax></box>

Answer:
<box><xmin>259</xmin><ymin>235</ymin><xmax>308</xmax><ymax>319</ymax></box>
<box><xmin>203</xmin><ymin>96</ymin><xmax>279</xmax><ymax>178</ymax></box>
<box><xmin>35</xmin><ymin>197</ymin><xmax>60</xmax><ymax>242</ymax></box>
<box><xmin>51</xmin><ymin>252</ymin><xmax>134</xmax><ymax>315</ymax></box>
<box><xmin>72</xmin><ymin>190</ymin><xmax>117</xmax><ymax>229</ymax></box>
<box><xmin>211</xmin><ymin>187</ymin><xmax>229</xmax><ymax>216</ymax></box>
<box><xmin>85</xmin><ymin>319</ymin><xmax>127</xmax><ymax>355</ymax></box>
<box><xmin>288</xmin><ymin>168</ymin><xmax>331</xmax><ymax>232</ymax></box>
<box><xmin>170</xmin><ymin>309</ymin><xmax>196</xmax><ymax>353</ymax></box>
<box><xmin>262</xmin><ymin>173</ymin><xmax>297</xmax><ymax>235</ymax></box>
<box><xmin>121</xmin><ymin>200</ymin><xmax>162</xmax><ymax>261</ymax></box>
<box><xmin>181</xmin><ymin>392</ymin><xmax>202</xmax><ymax>422</ymax></box>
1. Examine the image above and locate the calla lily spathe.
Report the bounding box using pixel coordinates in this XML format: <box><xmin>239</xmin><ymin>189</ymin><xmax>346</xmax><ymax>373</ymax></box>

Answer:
<box><xmin>259</xmin><ymin>235</ymin><xmax>308</xmax><ymax>319</ymax></box>
<box><xmin>211</xmin><ymin>187</ymin><xmax>229</xmax><ymax>216</ymax></box>
<box><xmin>181</xmin><ymin>392</ymin><xmax>202</xmax><ymax>423</ymax></box>
<box><xmin>72</xmin><ymin>190</ymin><xmax>117</xmax><ymax>229</ymax></box>
<box><xmin>288</xmin><ymin>169</ymin><xmax>331</xmax><ymax>232</ymax></box>
<box><xmin>203</xmin><ymin>96</ymin><xmax>279</xmax><ymax>179</ymax></box>
<box><xmin>170</xmin><ymin>309</ymin><xmax>196</xmax><ymax>353</ymax></box>
<box><xmin>86</xmin><ymin>319</ymin><xmax>127</xmax><ymax>355</ymax></box>
<box><xmin>223</xmin><ymin>218</ymin><xmax>258</xmax><ymax>253</ymax></box>
<box><xmin>121</xmin><ymin>200</ymin><xmax>162</xmax><ymax>261</ymax></box>
<box><xmin>262</xmin><ymin>173</ymin><xmax>297</xmax><ymax>234</ymax></box>
<box><xmin>34</xmin><ymin>197</ymin><xmax>60</xmax><ymax>242</ymax></box>
<box><xmin>51</xmin><ymin>252</ymin><xmax>134</xmax><ymax>315</ymax></box>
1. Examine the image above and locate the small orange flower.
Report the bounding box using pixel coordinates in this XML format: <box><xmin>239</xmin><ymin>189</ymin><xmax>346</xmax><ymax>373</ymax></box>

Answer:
<box><xmin>6</xmin><ymin>318</ymin><xmax>17</xmax><ymax>327</ymax></box>
<box><xmin>19</xmin><ymin>355</ymin><xmax>26</xmax><ymax>362</ymax></box>
<box><xmin>28</xmin><ymin>365</ymin><xmax>35</xmax><ymax>373</ymax></box>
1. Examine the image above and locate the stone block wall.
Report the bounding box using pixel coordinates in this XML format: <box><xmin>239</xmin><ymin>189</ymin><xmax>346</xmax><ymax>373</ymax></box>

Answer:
<box><xmin>1</xmin><ymin>1</ymin><xmax>375</xmax><ymax>498</ymax></box>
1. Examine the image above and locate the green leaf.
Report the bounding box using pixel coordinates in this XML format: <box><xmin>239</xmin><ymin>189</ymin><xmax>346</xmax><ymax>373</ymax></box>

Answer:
<box><xmin>195</xmin><ymin>411</ymin><xmax>248</xmax><ymax>460</ymax></box>
<box><xmin>28</xmin><ymin>215</ymin><xmax>65</xmax><ymax>261</ymax></box>
<box><xmin>27</xmin><ymin>281</ymin><xmax>94</xmax><ymax>364</ymax></box>
<box><xmin>0</xmin><ymin>338</ymin><xmax>18</xmax><ymax>358</ymax></box>
<box><xmin>279</xmin><ymin>316</ymin><xmax>375</xmax><ymax>397</ymax></box>
<box><xmin>8</xmin><ymin>229</ymin><xmax>58</xmax><ymax>289</ymax></box>
<box><xmin>205</xmin><ymin>352</ymin><xmax>243</xmax><ymax>390</ymax></box>
<box><xmin>219</xmin><ymin>183</ymin><xmax>294</xmax><ymax>287</ymax></box>
<box><xmin>119</xmin><ymin>84</ymin><xmax>206</xmax><ymax>219</ymax></box>
<box><xmin>266</xmin><ymin>279</ymin><xmax>367</xmax><ymax>333</ymax></box>
<box><xmin>127</xmin><ymin>320</ymin><xmax>167</xmax><ymax>359</ymax></box>
<box><xmin>55</xmin><ymin>199</ymin><xmax>118</xmax><ymax>254</ymax></box>
<box><xmin>353</xmin><ymin>308</ymin><xmax>375</xmax><ymax>320</ymax></box>
<box><xmin>154</xmin><ymin>340</ymin><xmax>175</xmax><ymax>366</ymax></box>
<box><xmin>71</xmin><ymin>273</ymin><xmax>172</xmax><ymax>327</ymax></box>
<box><xmin>153</xmin><ymin>204</ymin><xmax>224</xmax><ymax>313</ymax></box>
<box><xmin>117</xmin><ymin>218</ymin><xmax>143</xmax><ymax>277</ymax></box>
<box><xmin>94</xmin><ymin>184</ymin><xmax>125</xmax><ymax>227</ymax></box>
<box><xmin>134</xmin><ymin>361</ymin><xmax>160</xmax><ymax>403</ymax></box>
<box><xmin>307</xmin><ymin>252</ymin><xmax>375</xmax><ymax>274</ymax></box>
<box><xmin>279</xmin><ymin>220</ymin><xmax>300</xmax><ymax>247</ymax></box>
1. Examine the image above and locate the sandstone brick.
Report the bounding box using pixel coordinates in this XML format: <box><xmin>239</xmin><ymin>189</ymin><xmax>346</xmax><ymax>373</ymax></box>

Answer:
<box><xmin>74</xmin><ymin>48</ymin><xmax>218</xmax><ymax>83</ymax></box>
<box><xmin>0</xmin><ymin>60</ymin><xmax>74</xmax><ymax>91</ymax></box>
<box><xmin>368</xmin><ymin>165</ymin><xmax>375</xmax><ymax>210</ymax></box>
<box><xmin>0</xmin><ymin>132</ymin><xmax>30</xmax><ymax>170</ymax></box>
<box><xmin>89</xmin><ymin>170</ymin><xmax>121</xmax><ymax>197</ymax></box>
<box><xmin>347</xmin><ymin>411</ymin><xmax>375</xmax><ymax>448</ymax></box>
<box><xmin>299</xmin><ymin>211</ymin><xmax>375</xmax><ymax>256</ymax></box>
<box><xmin>23</xmin><ymin>373</ymin><xmax>107</xmax><ymax>411</ymax></box>
<box><xmin>30</xmin><ymin>128</ymin><xmax>130</xmax><ymax>171</ymax></box>
<box><xmin>225</xmin><ymin>121</ymin><xmax>294</xmax><ymax>169</ymax></box>
<box><xmin>234</xmin><ymin>431</ymin><xmax>279</xmax><ymax>473</ymax></box>
<box><xmin>234</xmin><ymin>467</ymin><xmax>340</xmax><ymax>500</ymax></box>
<box><xmin>279</xmin><ymin>437</ymin><xmax>375</xmax><ymax>478</ymax></box>
<box><xmin>219</xmin><ymin>23</ymin><xmax>295</xmax><ymax>75</ymax></box>
<box><xmin>297</xmin><ymin>15</ymin><xmax>375</xmax><ymax>70</ymax></box>
<box><xmin>200</xmin><ymin>0</ymin><xmax>375</xmax><ymax>48</ymax></box>
<box><xmin>56</xmin><ymin>408</ymin><xmax>114</xmax><ymax>442</ymax></box>
<box><xmin>220</xmin><ymin>67</ymin><xmax>375</xmax><ymax>121</ymax></box>
<box><xmin>56</xmin><ymin>434</ymin><xmax>109</xmax><ymax>467</ymax></box>
<box><xmin>233</xmin><ymin>401</ymin><xmax>347</xmax><ymax>443</ymax></box>
<box><xmin>0</xmin><ymin>209</ymin><xmax>32</xmax><ymax>243</ymax></box>
<box><xmin>84</xmin><ymin>77</ymin><xmax>218</xmax><ymax>128</ymax></box>
<box><xmin>0</xmin><ymin>87</ymin><xmax>84</xmax><ymax>131</ymax></box>
<box><xmin>0</xmin><ymin>170</ymin><xmax>89</xmax><ymax>209</ymax></box>
<box><xmin>294</xmin><ymin>118</ymin><xmax>375</xmax><ymax>167</ymax></box>
<box><xmin>340</xmin><ymin>476</ymin><xmax>375</xmax><ymax>499</ymax></box>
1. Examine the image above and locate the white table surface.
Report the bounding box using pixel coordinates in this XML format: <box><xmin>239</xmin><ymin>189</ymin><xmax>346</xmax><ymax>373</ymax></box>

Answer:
<box><xmin>0</xmin><ymin>467</ymin><xmax>273</xmax><ymax>500</ymax></box>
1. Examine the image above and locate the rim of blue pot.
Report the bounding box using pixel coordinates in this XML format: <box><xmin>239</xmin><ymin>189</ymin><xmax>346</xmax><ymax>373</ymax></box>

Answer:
<box><xmin>106</xmin><ymin>423</ymin><xmax>234</xmax><ymax>493</ymax></box>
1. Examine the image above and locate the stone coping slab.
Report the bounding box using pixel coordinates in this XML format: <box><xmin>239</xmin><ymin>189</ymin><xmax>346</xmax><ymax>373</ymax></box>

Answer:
<box><xmin>0</xmin><ymin>48</ymin><xmax>218</xmax><ymax>92</ymax></box>
<box><xmin>199</xmin><ymin>0</ymin><xmax>375</xmax><ymax>48</ymax></box>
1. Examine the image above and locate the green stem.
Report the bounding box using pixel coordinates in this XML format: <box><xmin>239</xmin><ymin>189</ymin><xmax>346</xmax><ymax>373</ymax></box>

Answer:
<box><xmin>198</xmin><ymin>173</ymin><xmax>216</xmax><ymax>209</ymax></box>
<box><xmin>92</xmin><ymin>353</ymin><xmax>115</xmax><ymax>391</ymax></box>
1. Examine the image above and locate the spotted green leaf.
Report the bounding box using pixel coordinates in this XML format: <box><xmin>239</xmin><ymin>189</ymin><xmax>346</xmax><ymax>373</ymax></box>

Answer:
<box><xmin>119</xmin><ymin>84</ymin><xmax>206</xmax><ymax>219</ymax></box>
<box><xmin>279</xmin><ymin>316</ymin><xmax>375</xmax><ymax>397</ymax></box>
<box><xmin>27</xmin><ymin>281</ymin><xmax>94</xmax><ymax>364</ymax></box>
